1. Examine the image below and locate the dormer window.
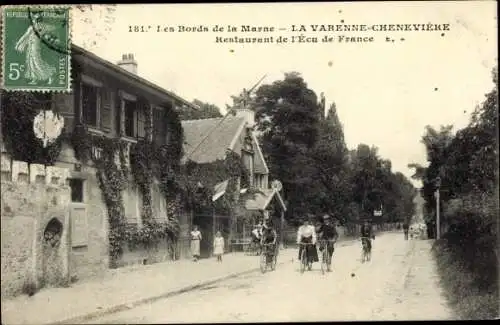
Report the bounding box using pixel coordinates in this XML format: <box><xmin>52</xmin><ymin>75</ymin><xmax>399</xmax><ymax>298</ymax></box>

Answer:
<box><xmin>244</xmin><ymin>128</ymin><xmax>253</xmax><ymax>152</ymax></box>
<box><xmin>241</xmin><ymin>151</ymin><xmax>254</xmax><ymax>187</ymax></box>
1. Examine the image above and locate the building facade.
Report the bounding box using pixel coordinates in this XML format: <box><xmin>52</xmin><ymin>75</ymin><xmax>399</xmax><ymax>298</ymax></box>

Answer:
<box><xmin>1</xmin><ymin>45</ymin><xmax>196</xmax><ymax>296</ymax></box>
<box><xmin>180</xmin><ymin>105</ymin><xmax>287</xmax><ymax>258</ymax></box>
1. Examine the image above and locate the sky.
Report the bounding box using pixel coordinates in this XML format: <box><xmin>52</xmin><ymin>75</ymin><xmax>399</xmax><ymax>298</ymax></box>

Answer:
<box><xmin>72</xmin><ymin>2</ymin><xmax>497</xmax><ymax>188</ymax></box>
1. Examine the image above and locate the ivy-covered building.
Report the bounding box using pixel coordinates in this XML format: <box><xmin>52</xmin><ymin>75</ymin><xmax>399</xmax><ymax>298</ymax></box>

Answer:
<box><xmin>180</xmin><ymin>104</ymin><xmax>287</xmax><ymax>258</ymax></box>
<box><xmin>1</xmin><ymin>44</ymin><xmax>195</xmax><ymax>282</ymax></box>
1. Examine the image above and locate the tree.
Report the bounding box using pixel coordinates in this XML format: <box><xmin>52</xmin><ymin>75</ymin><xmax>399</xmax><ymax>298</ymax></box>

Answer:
<box><xmin>348</xmin><ymin>144</ymin><xmax>415</xmax><ymax>226</ymax></box>
<box><xmin>308</xmin><ymin>102</ymin><xmax>350</xmax><ymax>220</ymax></box>
<box><xmin>254</xmin><ymin>72</ymin><xmax>323</xmax><ymax>224</ymax></box>
<box><xmin>179</xmin><ymin>99</ymin><xmax>223</xmax><ymax>120</ymax></box>
<box><xmin>409</xmin><ymin>67</ymin><xmax>498</xmax><ymax>319</ymax></box>
<box><xmin>408</xmin><ymin>125</ymin><xmax>455</xmax><ymax>219</ymax></box>
<box><xmin>408</xmin><ymin>65</ymin><xmax>497</xmax><ymax>236</ymax></box>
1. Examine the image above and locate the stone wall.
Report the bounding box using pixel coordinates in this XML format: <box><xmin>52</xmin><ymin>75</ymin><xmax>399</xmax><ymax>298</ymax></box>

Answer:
<box><xmin>1</xmin><ymin>155</ymin><xmax>71</xmax><ymax>298</ymax></box>
<box><xmin>57</xmin><ymin>144</ymin><xmax>109</xmax><ymax>283</ymax></box>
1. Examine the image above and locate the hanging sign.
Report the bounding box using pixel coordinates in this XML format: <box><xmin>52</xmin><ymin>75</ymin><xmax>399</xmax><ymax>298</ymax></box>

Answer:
<box><xmin>33</xmin><ymin>110</ymin><xmax>64</xmax><ymax>148</ymax></box>
<box><xmin>271</xmin><ymin>180</ymin><xmax>283</xmax><ymax>192</ymax></box>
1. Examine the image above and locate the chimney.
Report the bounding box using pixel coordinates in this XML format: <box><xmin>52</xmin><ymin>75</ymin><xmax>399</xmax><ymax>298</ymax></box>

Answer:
<box><xmin>117</xmin><ymin>53</ymin><xmax>138</xmax><ymax>75</ymax></box>
<box><xmin>235</xmin><ymin>108</ymin><xmax>255</xmax><ymax>128</ymax></box>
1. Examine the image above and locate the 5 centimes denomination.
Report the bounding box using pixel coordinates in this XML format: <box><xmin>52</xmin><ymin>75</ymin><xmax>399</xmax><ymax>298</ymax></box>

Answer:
<box><xmin>1</xmin><ymin>6</ymin><xmax>71</xmax><ymax>92</ymax></box>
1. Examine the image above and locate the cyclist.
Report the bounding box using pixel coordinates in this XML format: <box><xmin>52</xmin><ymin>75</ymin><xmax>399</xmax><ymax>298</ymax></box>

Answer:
<box><xmin>360</xmin><ymin>220</ymin><xmax>374</xmax><ymax>253</ymax></box>
<box><xmin>318</xmin><ymin>214</ymin><xmax>339</xmax><ymax>272</ymax></box>
<box><xmin>296</xmin><ymin>215</ymin><xmax>319</xmax><ymax>270</ymax></box>
<box><xmin>251</xmin><ymin>221</ymin><xmax>263</xmax><ymax>254</ymax></box>
<box><xmin>260</xmin><ymin>218</ymin><xmax>277</xmax><ymax>264</ymax></box>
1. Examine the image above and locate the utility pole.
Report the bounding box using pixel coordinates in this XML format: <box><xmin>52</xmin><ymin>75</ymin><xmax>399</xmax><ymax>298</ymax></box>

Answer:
<box><xmin>434</xmin><ymin>176</ymin><xmax>441</xmax><ymax>240</ymax></box>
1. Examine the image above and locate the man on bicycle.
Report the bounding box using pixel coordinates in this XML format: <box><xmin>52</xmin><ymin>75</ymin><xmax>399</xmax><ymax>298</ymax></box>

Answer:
<box><xmin>318</xmin><ymin>214</ymin><xmax>339</xmax><ymax>272</ymax></box>
<box><xmin>251</xmin><ymin>221</ymin><xmax>263</xmax><ymax>254</ymax></box>
<box><xmin>261</xmin><ymin>218</ymin><xmax>277</xmax><ymax>264</ymax></box>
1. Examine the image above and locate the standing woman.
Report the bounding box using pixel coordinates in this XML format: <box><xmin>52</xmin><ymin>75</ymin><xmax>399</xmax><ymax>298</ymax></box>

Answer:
<box><xmin>190</xmin><ymin>225</ymin><xmax>202</xmax><ymax>262</ymax></box>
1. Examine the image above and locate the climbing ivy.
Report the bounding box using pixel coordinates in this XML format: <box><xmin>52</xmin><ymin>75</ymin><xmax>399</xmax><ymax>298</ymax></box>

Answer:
<box><xmin>130</xmin><ymin>140</ymin><xmax>155</xmax><ymax>224</ymax></box>
<box><xmin>1</xmin><ymin>91</ymin><xmax>63</xmax><ymax>165</ymax></box>
<box><xmin>179</xmin><ymin>150</ymin><xmax>251</xmax><ymax>215</ymax></box>
<box><xmin>127</xmin><ymin>106</ymin><xmax>184</xmax><ymax>251</ymax></box>
<box><xmin>72</xmin><ymin>126</ymin><xmax>129</xmax><ymax>267</ymax></box>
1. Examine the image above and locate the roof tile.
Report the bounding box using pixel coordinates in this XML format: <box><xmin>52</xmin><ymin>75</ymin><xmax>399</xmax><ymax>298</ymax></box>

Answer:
<box><xmin>181</xmin><ymin>116</ymin><xmax>246</xmax><ymax>164</ymax></box>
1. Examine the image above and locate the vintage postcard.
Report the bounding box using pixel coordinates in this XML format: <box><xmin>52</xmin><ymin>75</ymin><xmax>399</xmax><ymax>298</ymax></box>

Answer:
<box><xmin>0</xmin><ymin>2</ymin><xmax>498</xmax><ymax>324</ymax></box>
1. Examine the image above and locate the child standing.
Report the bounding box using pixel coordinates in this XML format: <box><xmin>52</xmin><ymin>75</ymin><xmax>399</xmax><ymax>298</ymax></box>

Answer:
<box><xmin>213</xmin><ymin>231</ymin><xmax>225</xmax><ymax>262</ymax></box>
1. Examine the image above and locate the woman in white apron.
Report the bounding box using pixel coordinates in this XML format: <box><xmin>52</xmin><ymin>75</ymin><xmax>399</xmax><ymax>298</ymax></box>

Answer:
<box><xmin>190</xmin><ymin>225</ymin><xmax>202</xmax><ymax>262</ymax></box>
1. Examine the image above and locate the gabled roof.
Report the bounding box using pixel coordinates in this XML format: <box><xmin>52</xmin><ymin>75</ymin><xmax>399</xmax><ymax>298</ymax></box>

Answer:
<box><xmin>252</xmin><ymin>132</ymin><xmax>269</xmax><ymax>174</ymax></box>
<box><xmin>243</xmin><ymin>189</ymin><xmax>287</xmax><ymax>212</ymax></box>
<box><xmin>181</xmin><ymin>116</ymin><xmax>246</xmax><ymax>164</ymax></box>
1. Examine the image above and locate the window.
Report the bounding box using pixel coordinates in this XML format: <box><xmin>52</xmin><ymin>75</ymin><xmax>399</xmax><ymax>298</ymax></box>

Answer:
<box><xmin>82</xmin><ymin>83</ymin><xmax>100</xmax><ymax>127</ymax></box>
<box><xmin>124</xmin><ymin>99</ymin><xmax>137</xmax><ymax>138</ymax></box>
<box><xmin>153</xmin><ymin>107</ymin><xmax>166</xmax><ymax>145</ymax></box>
<box><xmin>69</xmin><ymin>179</ymin><xmax>84</xmax><ymax>203</ymax></box>
<box><xmin>254</xmin><ymin>174</ymin><xmax>264</xmax><ymax>188</ymax></box>
<box><xmin>242</xmin><ymin>152</ymin><xmax>254</xmax><ymax>186</ymax></box>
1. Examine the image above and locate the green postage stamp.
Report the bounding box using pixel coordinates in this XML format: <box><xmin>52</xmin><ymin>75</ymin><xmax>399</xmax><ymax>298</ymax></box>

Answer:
<box><xmin>1</xmin><ymin>6</ymin><xmax>71</xmax><ymax>92</ymax></box>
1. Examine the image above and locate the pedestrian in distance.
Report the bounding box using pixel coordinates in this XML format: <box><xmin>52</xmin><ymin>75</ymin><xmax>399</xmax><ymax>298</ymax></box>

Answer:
<box><xmin>213</xmin><ymin>231</ymin><xmax>225</xmax><ymax>262</ymax></box>
<box><xmin>403</xmin><ymin>222</ymin><xmax>409</xmax><ymax>240</ymax></box>
<box><xmin>190</xmin><ymin>225</ymin><xmax>202</xmax><ymax>262</ymax></box>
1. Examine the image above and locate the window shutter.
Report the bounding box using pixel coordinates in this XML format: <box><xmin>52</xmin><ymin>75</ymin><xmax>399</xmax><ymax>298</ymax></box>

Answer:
<box><xmin>100</xmin><ymin>89</ymin><xmax>113</xmax><ymax>132</ymax></box>
<box><xmin>115</xmin><ymin>93</ymin><xmax>122</xmax><ymax>136</ymax></box>
<box><xmin>51</xmin><ymin>93</ymin><xmax>73</xmax><ymax>134</ymax></box>
<box><xmin>153</xmin><ymin>108</ymin><xmax>165</xmax><ymax>145</ymax></box>
<box><xmin>137</xmin><ymin>106</ymin><xmax>145</xmax><ymax>139</ymax></box>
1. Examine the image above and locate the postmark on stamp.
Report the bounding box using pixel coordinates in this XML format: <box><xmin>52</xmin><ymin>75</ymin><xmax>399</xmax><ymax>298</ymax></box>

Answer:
<box><xmin>1</xmin><ymin>6</ymin><xmax>71</xmax><ymax>92</ymax></box>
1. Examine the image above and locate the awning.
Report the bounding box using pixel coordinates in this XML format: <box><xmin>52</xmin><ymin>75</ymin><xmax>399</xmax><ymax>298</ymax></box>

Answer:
<box><xmin>212</xmin><ymin>179</ymin><xmax>229</xmax><ymax>202</ymax></box>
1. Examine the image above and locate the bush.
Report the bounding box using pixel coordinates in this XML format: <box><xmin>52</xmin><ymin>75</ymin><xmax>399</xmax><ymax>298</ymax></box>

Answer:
<box><xmin>21</xmin><ymin>279</ymin><xmax>37</xmax><ymax>297</ymax></box>
<box><xmin>432</xmin><ymin>225</ymin><xmax>498</xmax><ymax>320</ymax></box>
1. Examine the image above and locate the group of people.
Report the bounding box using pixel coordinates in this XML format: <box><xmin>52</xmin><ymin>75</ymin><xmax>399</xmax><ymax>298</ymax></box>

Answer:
<box><xmin>296</xmin><ymin>215</ymin><xmax>375</xmax><ymax>271</ymax></box>
<box><xmin>296</xmin><ymin>214</ymin><xmax>340</xmax><ymax>272</ymax></box>
<box><xmin>190</xmin><ymin>226</ymin><xmax>228</xmax><ymax>262</ymax></box>
<box><xmin>190</xmin><ymin>214</ymin><xmax>375</xmax><ymax>269</ymax></box>
<box><xmin>190</xmin><ymin>217</ymin><xmax>278</xmax><ymax>263</ymax></box>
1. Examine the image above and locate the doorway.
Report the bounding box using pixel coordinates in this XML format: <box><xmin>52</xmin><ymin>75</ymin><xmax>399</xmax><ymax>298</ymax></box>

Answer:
<box><xmin>192</xmin><ymin>213</ymin><xmax>213</xmax><ymax>259</ymax></box>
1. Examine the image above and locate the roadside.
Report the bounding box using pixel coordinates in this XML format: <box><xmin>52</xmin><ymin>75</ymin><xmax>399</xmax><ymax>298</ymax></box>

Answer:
<box><xmin>1</xmin><ymin>249</ymin><xmax>296</xmax><ymax>325</ymax></box>
<box><xmin>0</xmin><ymin>232</ymin><xmax>383</xmax><ymax>325</ymax></box>
<box><xmin>82</xmin><ymin>232</ymin><xmax>452</xmax><ymax>323</ymax></box>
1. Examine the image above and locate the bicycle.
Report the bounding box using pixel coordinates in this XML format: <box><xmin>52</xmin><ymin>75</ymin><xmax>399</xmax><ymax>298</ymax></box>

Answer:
<box><xmin>319</xmin><ymin>239</ymin><xmax>336</xmax><ymax>274</ymax></box>
<box><xmin>260</xmin><ymin>243</ymin><xmax>277</xmax><ymax>273</ymax></box>
<box><xmin>298</xmin><ymin>242</ymin><xmax>315</xmax><ymax>274</ymax></box>
<box><xmin>247</xmin><ymin>239</ymin><xmax>262</xmax><ymax>256</ymax></box>
<box><xmin>360</xmin><ymin>236</ymin><xmax>372</xmax><ymax>263</ymax></box>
